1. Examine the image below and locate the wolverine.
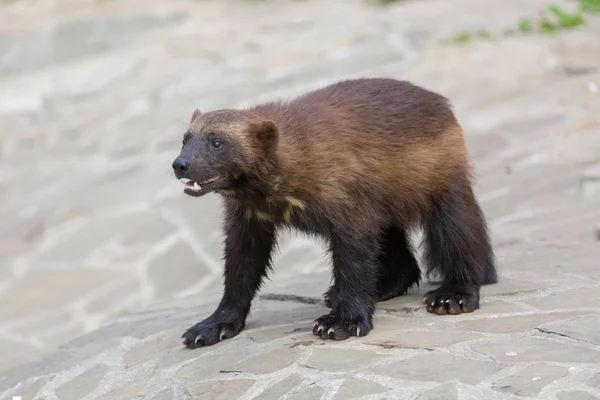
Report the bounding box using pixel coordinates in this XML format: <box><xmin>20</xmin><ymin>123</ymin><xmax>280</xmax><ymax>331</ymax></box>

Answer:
<box><xmin>172</xmin><ymin>78</ymin><xmax>497</xmax><ymax>348</ymax></box>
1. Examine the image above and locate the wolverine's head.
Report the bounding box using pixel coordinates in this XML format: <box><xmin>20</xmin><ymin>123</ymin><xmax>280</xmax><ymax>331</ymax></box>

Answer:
<box><xmin>172</xmin><ymin>108</ymin><xmax>279</xmax><ymax>197</ymax></box>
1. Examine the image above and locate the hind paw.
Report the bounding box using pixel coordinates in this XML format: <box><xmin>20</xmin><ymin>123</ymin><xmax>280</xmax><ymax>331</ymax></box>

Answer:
<box><xmin>424</xmin><ymin>284</ymin><xmax>480</xmax><ymax>315</ymax></box>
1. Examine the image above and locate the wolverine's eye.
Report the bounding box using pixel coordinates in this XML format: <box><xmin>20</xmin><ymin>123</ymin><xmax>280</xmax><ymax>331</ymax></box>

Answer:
<box><xmin>211</xmin><ymin>140</ymin><xmax>223</xmax><ymax>150</ymax></box>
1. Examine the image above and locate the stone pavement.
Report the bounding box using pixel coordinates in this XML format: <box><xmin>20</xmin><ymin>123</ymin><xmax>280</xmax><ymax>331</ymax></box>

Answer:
<box><xmin>0</xmin><ymin>0</ymin><xmax>600</xmax><ymax>398</ymax></box>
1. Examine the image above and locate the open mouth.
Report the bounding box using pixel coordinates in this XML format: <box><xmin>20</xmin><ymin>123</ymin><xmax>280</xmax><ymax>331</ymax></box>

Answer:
<box><xmin>180</xmin><ymin>176</ymin><xmax>222</xmax><ymax>197</ymax></box>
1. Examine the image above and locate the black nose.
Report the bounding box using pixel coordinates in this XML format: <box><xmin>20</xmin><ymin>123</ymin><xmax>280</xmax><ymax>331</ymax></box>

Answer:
<box><xmin>172</xmin><ymin>157</ymin><xmax>190</xmax><ymax>172</ymax></box>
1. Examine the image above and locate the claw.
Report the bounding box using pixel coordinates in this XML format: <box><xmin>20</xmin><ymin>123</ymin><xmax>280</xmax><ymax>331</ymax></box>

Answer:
<box><xmin>327</xmin><ymin>328</ymin><xmax>334</xmax><ymax>335</ymax></box>
<box><xmin>357</xmin><ymin>327</ymin><xmax>361</xmax><ymax>336</ymax></box>
<box><xmin>195</xmin><ymin>336</ymin><xmax>202</xmax><ymax>344</ymax></box>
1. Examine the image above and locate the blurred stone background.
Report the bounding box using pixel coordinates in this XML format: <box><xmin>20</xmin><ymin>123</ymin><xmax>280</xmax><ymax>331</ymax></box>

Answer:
<box><xmin>0</xmin><ymin>0</ymin><xmax>600</xmax><ymax>399</ymax></box>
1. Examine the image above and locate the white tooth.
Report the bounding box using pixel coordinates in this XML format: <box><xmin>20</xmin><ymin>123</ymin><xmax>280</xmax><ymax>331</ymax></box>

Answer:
<box><xmin>193</xmin><ymin>182</ymin><xmax>201</xmax><ymax>191</ymax></box>
<box><xmin>180</xmin><ymin>178</ymin><xmax>190</xmax><ymax>184</ymax></box>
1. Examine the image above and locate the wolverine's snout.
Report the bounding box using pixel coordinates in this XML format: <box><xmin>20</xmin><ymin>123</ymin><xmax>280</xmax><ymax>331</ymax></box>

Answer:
<box><xmin>172</xmin><ymin>153</ymin><xmax>227</xmax><ymax>197</ymax></box>
<box><xmin>172</xmin><ymin>156</ymin><xmax>190</xmax><ymax>173</ymax></box>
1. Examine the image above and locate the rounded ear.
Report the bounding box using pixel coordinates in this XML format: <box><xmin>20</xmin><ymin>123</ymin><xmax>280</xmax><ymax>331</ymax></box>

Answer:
<box><xmin>190</xmin><ymin>109</ymin><xmax>202</xmax><ymax>124</ymax></box>
<box><xmin>250</xmin><ymin>120</ymin><xmax>279</xmax><ymax>144</ymax></box>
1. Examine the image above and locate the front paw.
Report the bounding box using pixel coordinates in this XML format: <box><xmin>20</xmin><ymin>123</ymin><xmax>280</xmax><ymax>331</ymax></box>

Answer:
<box><xmin>312</xmin><ymin>312</ymin><xmax>372</xmax><ymax>341</ymax></box>
<box><xmin>181</xmin><ymin>314</ymin><xmax>244</xmax><ymax>349</ymax></box>
<box><xmin>424</xmin><ymin>283</ymin><xmax>480</xmax><ymax>315</ymax></box>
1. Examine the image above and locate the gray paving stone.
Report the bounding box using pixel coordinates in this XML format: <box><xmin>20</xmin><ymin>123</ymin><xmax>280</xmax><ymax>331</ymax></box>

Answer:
<box><xmin>234</xmin><ymin>347</ymin><xmax>301</xmax><ymax>375</ymax></box>
<box><xmin>243</xmin><ymin>300</ymin><xmax>329</xmax><ymax>332</ymax></box>
<box><xmin>55</xmin><ymin>364</ymin><xmax>109</xmax><ymax>400</ymax></box>
<box><xmin>245</xmin><ymin>322</ymin><xmax>315</xmax><ymax>344</ymax></box>
<box><xmin>41</xmin><ymin>325</ymin><xmax>87</xmax><ymax>350</ymax></box>
<box><xmin>0</xmin><ymin>269</ymin><xmax>123</xmax><ymax>321</ymax></box>
<box><xmin>589</xmin><ymin>372</ymin><xmax>600</xmax><ymax>389</ymax></box>
<box><xmin>471</xmin><ymin>338</ymin><xmax>600</xmax><ymax>363</ymax></box>
<box><xmin>85</xmin><ymin>277</ymin><xmax>141</xmax><ymax>314</ymax></box>
<box><xmin>473</xmin><ymin>301</ymin><xmax>529</xmax><ymax>314</ymax></box>
<box><xmin>119</xmin><ymin>215</ymin><xmax>177</xmax><ymax>246</ymax></box>
<box><xmin>367</xmin><ymin>315</ymin><xmax>436</xmax><ymax>332</ymax></box>
<box><xmin>0</xmin><ymin>337</ymin><xmax>116</xmax><ymax>393</ymax></box>
<box><xmin>124</xmin><ymin>335</ymin><xmax>179</xmax><ymax>368</ymax></box>
<box><xmin>416</xmin><ymin>383</ymin><xmax>459</xmax><ymax>400</ymax></box>
<box><xmin>372</xmin><ymin>352</ymin><xmax>502</xmax><ymax>385</ymax></box>
<box><xmin>491</xmin><ymin>363</ymin><xmax>568</xmax><ymax>397</ymax></box>
<box><xmin>0</xmin><ymin>12</ymin><xmax>187</xmax><ymax>74</ymax></box>
<box><xmin>377</xmin><ymin>294</ymin><xmax>425</xmax><ymax>313</ymax></box>
<box><xmin>334</xmin><ymin>379</ymin><xmax>389</xmax><ymax>399</ymax></box>
<box><xmin>147</xmin><ymin>240</ymin><xmax>212</xmax><ymax>300</ymax></box>
<box><xmin>9</xmin><ymin>375</ymin><xmax>54</xmax><ymax>400</ymax></box>
<box><xmin>96</xmin><ymin>382</ymin><xmax>145</xmax><ymax>400</ymax></box>
<box><xmin>480</xmin><ymin>278</ymin><xmax>549</xmax><ymax>297</ymax></box>
<box><xmin>557</xmin><ymin>391</ymin><xmax>600</xmax><ymax>400</ymax></box>
<box><xmin>177</xmin><ymin>350</ymin><xmax>253</xmax><ymax>383</ymax></box>
<box><xmin>525</xmin><ymin>287</ymin><xmax>600</xmax><ymax>311</ymax></box>
<box><xmin>305</xmin><ymin>348</ymin><xmax>391</xmax><ymax>373</ymax></box>
<box><xmin>0</xmin><ymin>339</ymin><xmax>49</xmax><ymax>375</ymax></box>
<box><xmin>254</xmin><ymin>374</ymin><xmax>304</xmax><ymax>400</ymax></box>
<box><xmin>150</xmin><ymin>388</ymin><xmax>174</xmax><ymax>400</ymax></box>
<box><xmin>537</xmin><ymin>315</ymin><xmax>600</xmax><ymax>346</ymax></box>
<box><xmin>38</xmin><ymin>214</ymin><xmax>147</xmax><ymax>263</ymax></box>
<box><xmin>287</xmin><ymin>383</ymin><xmax>325</xmax><ymax>400</ymax></box>
<box><xmin>458</xmin><ymin>312</ymin><xmax>588</xmax><ymax>334</ymax></box>
<box><xmin>184</xmin><ymin>379</ymin><xmax>255</xmax><ymax>400</ymax></box>
<box><xmin>365</xmin><ymin>328</ymin><xmax>483</xmax><ymax>349</ymax></box>
<box><xmin>582</xmin><ymin>162</ymin><xmax>600</xmax><ymax>196</ymax></box>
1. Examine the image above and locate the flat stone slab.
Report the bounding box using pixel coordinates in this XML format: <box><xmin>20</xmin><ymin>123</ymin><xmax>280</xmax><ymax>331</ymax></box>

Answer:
<box><xmin>557</xmin><ymin>391</ymin><xmax>600</xmax><ymax>400</ymax></box>
<box><xmin>471</xmin><ymin>337</ymin><xmax>600</xmax><ymax>363</ymax></box>
<box><xmin>416</xmin><ymin>383</ymin><xmax>459</xmax><ymax>400</ymax></box>
<box><xmin>491</xmin><ymin>363</ymin><xmax>568</xmax><ymax>397</ymax></box>
<box><xmin>537</xmin><ymin>314</ymin><xmax>600</xmax><ymax>346</ymax></box>
<box><xmin>371</xmin><ymin>351</ymin><xmax>503</xmax><ymax>386</ymax></box>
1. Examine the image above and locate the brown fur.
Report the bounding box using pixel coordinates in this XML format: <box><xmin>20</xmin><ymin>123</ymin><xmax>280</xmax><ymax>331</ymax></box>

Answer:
<box><xmin>191</xmin><ymin>81</ymin><xmax>464</xmax><ymax>224</ymax></box>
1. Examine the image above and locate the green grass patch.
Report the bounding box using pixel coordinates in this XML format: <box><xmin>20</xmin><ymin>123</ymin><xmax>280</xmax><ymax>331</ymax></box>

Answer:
<box><xmin>546</xmin><ymin>4</ymin><xmax>585</xmax><ymax>29</ymax></box>
<box><xmin>518</xmin><ymin>18</ymin><xmax>533</xmax><ymax>32</ymax></box>
<box><xmin>446</xmin><ymin>0</ymin><xmax>598</xmax><ymax>45</ymax></box>
<box><xmin>477</xmin><ymin>30</ymin><xmax>491</xmax><ymax>39</ymax></box>
<box><xmin>449</xmin><ymin>32</ymin><xmax>473</xmax><ymax>44</ymax></box>
<box><xmin>580</xmin><ymin>0</ymin><xmax>600</xmax><ymax>12</ymax></box>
